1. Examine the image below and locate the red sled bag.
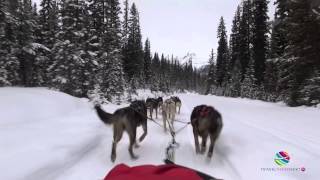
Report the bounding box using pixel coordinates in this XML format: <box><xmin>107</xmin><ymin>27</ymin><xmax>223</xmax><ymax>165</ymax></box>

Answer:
<box><xmin>104</xmin><ymin>164</ymin><xmax>202</xmax><ymax>180</ymax></box>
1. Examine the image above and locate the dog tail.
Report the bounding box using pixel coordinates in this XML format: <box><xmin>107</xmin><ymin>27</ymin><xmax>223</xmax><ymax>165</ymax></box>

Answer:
<box><xmin>94</xmin><ymin>105</ymin><xmax>113</xmax><ymax>124</ymax></box>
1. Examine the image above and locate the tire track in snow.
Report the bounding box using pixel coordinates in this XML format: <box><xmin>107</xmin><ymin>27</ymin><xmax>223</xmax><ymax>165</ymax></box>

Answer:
<box><xmin>22</xmin><ymin>134</ymin><xmax>103</xmax><ymax>180</ymax></box>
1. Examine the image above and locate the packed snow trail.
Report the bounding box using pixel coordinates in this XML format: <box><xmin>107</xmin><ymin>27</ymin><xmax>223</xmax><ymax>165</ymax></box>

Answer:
<box><xmin>1</xmin><ymin>88</ymin><xmax>319</xmax><ymax>180</ymax></box>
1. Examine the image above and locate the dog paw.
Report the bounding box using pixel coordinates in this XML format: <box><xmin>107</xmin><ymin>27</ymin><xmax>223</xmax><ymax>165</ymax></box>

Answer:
<box><xmin>111</xmin><ymin>155</ymin><xmax>116</xmax><ymax>163</ymax></box>
<box><xmin>195</xmin><ymin>149</ymin><xmax>201</xmax><ymax>154</ymax></box>
<box><xmin>131</xmin><ymin>155</ymin><xmax>139</xmax><ymax>160</ymax></box>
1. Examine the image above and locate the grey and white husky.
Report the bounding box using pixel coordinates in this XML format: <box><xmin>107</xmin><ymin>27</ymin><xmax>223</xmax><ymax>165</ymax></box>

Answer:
<box><xmin>162</xmin><ymin>99</ymin><xmax>176</xmax><ymax>132</ymax></box>
<box><xmin>94</xmin><ymin>101</ymin><xmax>147</xmax><ymax>162</ymax></box>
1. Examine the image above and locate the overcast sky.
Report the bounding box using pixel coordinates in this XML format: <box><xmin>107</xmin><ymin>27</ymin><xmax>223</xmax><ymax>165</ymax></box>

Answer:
<box><xmin>33</xmin><ymin>0</ymin><xmax>275</xmax><ymax>66</ymax></box>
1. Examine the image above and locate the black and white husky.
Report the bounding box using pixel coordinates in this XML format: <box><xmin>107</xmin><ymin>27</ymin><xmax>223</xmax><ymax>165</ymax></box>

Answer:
<box><xmin>146</xmin><ymin>97</ymin><xmax>163</xmax><ymax>119</ymax></box>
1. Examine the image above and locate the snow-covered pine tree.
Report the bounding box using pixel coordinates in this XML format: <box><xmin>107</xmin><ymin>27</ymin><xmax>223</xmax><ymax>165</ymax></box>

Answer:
<box><xmin>215</xmin><ymin>17</ymin><xmax>229</xmax><ymax>88</ymax></box>
<box><xmin>300</xmin><ymin>69</ymin><xmax>320</xmax><ymax>106</ymax></box>
<box><xmin>270</xmin><ymin>0</ymin><xmax>289</xmax><ymax>102</ymax></box>
<box><xmin>122</xmin><ymin>0</ymin><xmax>129</xmax><ymax>46</ymax></box>
<box><xmin>239</xmin><ymin>0</ymin><xmax>253</xmax><ymax>80</ymax></box>
<box><xmin>144</xmin><ymin>38</ymin><xmax>152</xmax><ymax>86</ymax></box>
<box><xmin>86</xmin><ymin>0</ymin><xmax>107</xmax><ymax>99</ymax></box>
<box><xmin>50</xmin><ymin>0</ymin><xmax>89</xmax><ymax>97</ymax></box>
<box><xmin>100</xmin><ymin>0</ymin><xmax>125</xmax><ymax>101</ymax></box>
<box><xmin>39</xmin><ymin>0</ymin><xmax>58</xmax><ymax>49</ymax></box>
<box><xmin>0</xmin><ymin>0</ymin><xmax>21</xmax><ymax>86</ymax></box>
<box><xmin>206</xmin><ymin>49</ymin><xmax>215</xmax><ymax>95</ymax></box>
<box><xmin>270</xmin><ymin>0</ymin><xmax>288</xmax><ymax>59</ymax></box>
<box><xmin>150</xmin><ymin>52</ymin><xmax>160</xmax><ymax>92</ymax></box>
<box><xmin>229</xmin><ymin>59</ymin><xmax>242</xmax><ymax>97</ymax></box>
<box><xmin>241</xmin><ymin>58</ymin><xmax>257</xmax><ymax>99</ymax></box>
<box><xmin>15</xmin><ymin>0</ymin><xmax>38</xmax><ymax>87</ymax></box>
<box><xmin>123</xmin><ymin>3</ymin><xmax>144</xmax><ymax>85</ymax></box>
<box><xmin>252</xmin><ymin>0</ymin><xmax>269</xmax><ymax>85</ymax></box>
<box><xmin>285</xmin><ymin>0</ymin><xmax>320</xmax><ymax>106</ymax></box>
<box><xmin>264</xmin><ymin>58</ymin><xmax>279</xmax><ymax>101</ymax></box>
<box><xmin>229</xmin><ymin>5</ymin><xmax>241</xmax><ymax>72</ymax></box>
<box><xmin>30</xmin><ymin>4</ymin><xmax>51</xmax><ymax>87</ymax></box>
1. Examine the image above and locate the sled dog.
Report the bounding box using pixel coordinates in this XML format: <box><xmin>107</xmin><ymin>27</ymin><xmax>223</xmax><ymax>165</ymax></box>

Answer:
<box><xmin>146</xmin><ymin>97</ymin><xmax>163</xmax><ymax>119</ymax></box>
<box><xmin>162</xmin><ymin>99</ymin><xmax>176</xmax><ymax>132</ymax></box>
<box><xmin>190</xmin><ymin>105</ymin><xmax>223</xmax><ymax>159</ymax></box>
<box><xmin>94</xmin><ymin>102</ymin><xmax>147</xmax><ymax>162</ymax></box>
<box><xmin>171</xmin><ymin>96</ymin><xmax>182</xmax><ymax>114</ymax></box>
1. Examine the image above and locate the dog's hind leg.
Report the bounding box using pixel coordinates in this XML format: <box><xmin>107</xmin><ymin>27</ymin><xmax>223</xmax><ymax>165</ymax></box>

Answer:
<box><xmin>200</xmin><ymin>132</ymin><xmax>208</xmax><ymax>154</ymax></box>
<box><xmin>208</xmin><ymin>120</ymin><xmax>223</xmax><ymax>158</ymax></box>
<box><xmin>128</xmin><ymin>127</ymin><xmax>139</xmax><ymax>160</ymax></box>
<box><xmin>139</xmin><ymin>121</ymin><xmax>147</xmax><ymax>142</ymax></box>
<box><xmin>111</xmin><ymin>125</ymin><xmax>123</xmax><ymax>162</ymax></box>
<box><xmin>155</xmin><ymin>107</ymin><xmax>158</xmax><ymax>119</ymax></box>
<box><xmin>148</xmin><ymin>108</ymin><xmax>151</xmax><ymax>119</ymax></box>
<box><xmin>162</xmin><ymin>113</ymin><xmax>167</xmax><ymax>132</ymax></box>
<box><xmin>208</xmin><ymin>128</ymin><xmax>222</xmax><ymax>158</ymax></box>
<box><xmin>192</xmin><ymin>127</ymin><xmax>200</xmax><ymax>154</ymax></box>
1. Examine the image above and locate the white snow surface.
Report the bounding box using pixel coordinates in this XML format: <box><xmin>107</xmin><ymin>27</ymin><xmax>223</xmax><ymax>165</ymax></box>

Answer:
<box><xmin>0</xmin><ymin>88</ymin><xmax>319</xmax><ymax>180</ymax></box>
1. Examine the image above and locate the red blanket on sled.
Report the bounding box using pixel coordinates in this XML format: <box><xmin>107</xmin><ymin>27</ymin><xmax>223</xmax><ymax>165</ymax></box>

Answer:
<box><xmin>104</xmin><ymin>164</ymin><xmax>202</xmax><ymax>180</ymax></box>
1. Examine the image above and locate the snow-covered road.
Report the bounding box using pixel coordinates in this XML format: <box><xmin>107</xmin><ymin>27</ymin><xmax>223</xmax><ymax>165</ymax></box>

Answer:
<box><xmin>1</xmin><ymin>88</ymin><xmax>319</xmax><ymax>180</ymax></box>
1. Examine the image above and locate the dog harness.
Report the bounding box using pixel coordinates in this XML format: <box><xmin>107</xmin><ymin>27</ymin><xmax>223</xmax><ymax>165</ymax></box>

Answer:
<box><xmin>198</xmin><ymin>106</ymin><xmax>210</xmax><ymax>118</ymax></box>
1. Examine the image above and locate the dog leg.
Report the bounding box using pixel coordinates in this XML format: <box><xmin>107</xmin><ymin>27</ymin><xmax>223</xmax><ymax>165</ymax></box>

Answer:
<box><xmin>111</xmin><ymin>141</ymin><xmax>117</xmax><ymax>162</ymax></box>
<box><xmin>149</xmin><ymin>108</ymin><xmax>152</xmax><ymax>119</ymax></box>
<box><xmin>163</xmin><ymin>113</ymin><xmax>167</xmax><ymax>132</ymax></box>
<box><xmin>208</xmin><ymin>124</ymin><xmax>222</xmax><ymax>158</ymax></box>
<box><xmin>193</xmin><ymin>127</ymin><xmax>200</xmax><ymax>154</ymax></box>
<box><xmin>139</xmin><ymin>121</ymin><xmax>147</xmax><ymax>142</ymax></box>
<box><xmin>111</xmin><ymin>126</ymin><xmax>123</xmax><ymax>162</ymax></box>
<box><xmin>128</xmin><ymin>128</ymin><xmax>139</xmax><ymax>160</ymax></box>
<box><xmin>201</xmin><ymin>133</ymin><xmax>208</xmax><ymax>154</ymax></box>
<box><xmin>155</xmin><ymin>107</ymin><xmax>158</xmax><ymax>119</ymax></box>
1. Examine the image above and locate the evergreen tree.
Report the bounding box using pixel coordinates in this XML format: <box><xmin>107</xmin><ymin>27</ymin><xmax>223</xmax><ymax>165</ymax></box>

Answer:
<box><xmin>39</xmin><ymin>0</ymin><xmax>58</xmax><ymax>49</ymax></box>
<box><xmin>252</xmin><ymin>0</ymin><xmax>269</xmax><ymax>85</ymax></box>
<box><xmin>100</xmin><ymin>0</ymin><xmax>125</xmax><ymax>101</ymax></box>
<box><xmin>206</xmin><ymin>49</ymin><xmax>215</xmax><ymax>94</ymax></box>
<box><xmin>229</xmin><ymin>5</ymin><xmax>241</xmax><ymax>71</ymax></box>
<box><xmin>50</xmin><ymin>0</ymin><xmax>89</xmax><ymax>96</ymax></box>
<box><xmin>144</xmin><ymin>38</ymin><xmax>152</xmax><ymax>85</ymax></box>
<box><xmin>122</xmin><ymin>0</ymin><xmax>129</xmax><ymax>45</ymax></box>
<box><xmin>123</xmin><ymin>3</ymin><xmax>144</xmax><ymax>83</ymax></box>
<box><xmin>270</xmin><ymin>0</ymin><xmax>288</xmax><ymax>59</ymax></box>
<box><xmin>239</xmin><ymin>0</ymin><xmax>253</xmax><ymax>80</ymax></box>
<box><xmin>270</xmin><ymin>0</ymin><xmax>289</xmax><ymax>101</ymax></box>
<box><xmin>215</xmin><ymin>17</ymin><xmax>229</xmax><ymax>87</ymax></box>
<box><xmin>229</xmin><ymin>59</ymin><xmax>242</xmax><ymax>97</ymax></box>
<box><xmin>16</xmin><ymin>0</ymin><xmax>38</xmax><ymax>86</ymax></box>
<box><xmin>241</xmin><ymin>59</ymin><xmax>257</xmax><ymax>98</ymax></box>
<box><xmin>285</xmin><ymin>0</ymin><xmax>320</xmax><ymax>106</ymax></box>
<box><xmin>0</xmin><ymin>0</ymin><xmax>21</xmax><ymax>86</ymax></box>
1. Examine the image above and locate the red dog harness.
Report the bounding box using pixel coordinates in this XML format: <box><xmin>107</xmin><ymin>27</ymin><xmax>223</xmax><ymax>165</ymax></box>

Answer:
<box><xmin>198</xmin><ymin>106</ymin><xmax>210</xmax><ymax>118</ymax></box>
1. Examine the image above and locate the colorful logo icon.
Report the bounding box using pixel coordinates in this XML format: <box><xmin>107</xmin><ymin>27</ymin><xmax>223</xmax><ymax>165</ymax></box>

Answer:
<box><xmin>274</xmin><ymin>151</ymin><xmax>290</xmax><ymax>167</ymax></box>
